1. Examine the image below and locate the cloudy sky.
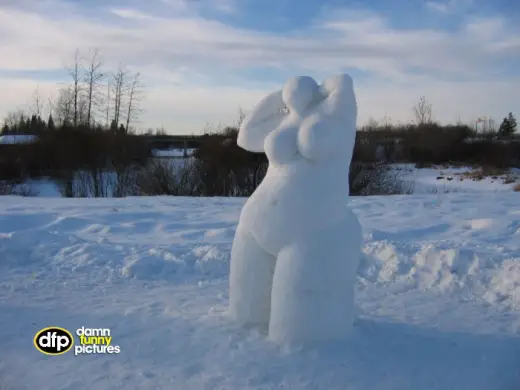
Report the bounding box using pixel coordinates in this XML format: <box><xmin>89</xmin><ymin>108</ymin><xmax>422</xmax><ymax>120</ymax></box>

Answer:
<box><xmin>0</xmin><ymin>0</ymin><xmax>519</xmax><ymax>134</ymax></box>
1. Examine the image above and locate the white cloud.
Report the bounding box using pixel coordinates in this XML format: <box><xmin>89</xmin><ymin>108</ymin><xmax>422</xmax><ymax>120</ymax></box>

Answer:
<box><xmin>110</xmin><ymin>8</ymin><xmax>155</xmax><ymax>20</ymax></box>
<box><xmin>426</xmin><ymin>0</ymin><xmax>474</xmax><ymax>13</ymax></box>
<box><xmin>426</xmin><ymin>2</ymin><xmax>450</xmax><ymax>13</ymax></box>
<box><xmin>464</xmin><ymin>17</ymin><xmax>505</xmax><ymax>39</ymax></box>
<box><xmin>2</xmin><ymin>2</ymin><xmax>515</xmax><ymax>77</ymax></box>
<box><xmin>159</xmin><ymin>0</ymin><xmax>238</xmax><ymax>15</ymax></box>
<box><xmin>209</xmin><ymin>0</ymin><xmax>238</xmax><ymax>14</ymax></box>
<box><xmin>158</xmin><ymin>0</ymin><xmax>192</xmax><ymax>12</ymax></box>
<box><xmin>0</xmin><ymin>1</ymin><xmax>518</xmax><ymax>133</ymax></box>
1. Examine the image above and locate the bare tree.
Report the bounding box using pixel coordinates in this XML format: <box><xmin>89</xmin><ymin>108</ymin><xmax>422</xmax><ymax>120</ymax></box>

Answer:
<box><xmin>235</xmin><ymin>107</ymin><xmax>246</xmax><ymax>128</ymax></box>
<box><xmin>125</xmin><ymin>72</ymin><xmax>144</xmax><ymax>132</ymax></box>
<box><xmin>82</xmin><ymin>49</ymin><xmax>105</xmax><ymax>128</ymax></box>
<box><xmin>488</xmin><ymin>118</ymin><xmax>496</xmax><ymax>133</ymax></box>
<box><xmin>362</xmin><ymin>117</ymin><xmax>379</xmax><ymax>131</ymax></box>
<box><xmin>3</xmin><ymin>110</ymin><xmax>26</xmax><ymax>130</ymax></box>
<box><xmin>67</xmin><ymin>49</ymin><xmax>83</xmax><ymax>127</ymax></box>
<box><xmin>77</xmin><ymin>96</ymin><xmax>89</xmax><ymax>126</ymax></box>
<box><xmin>413</xmin><ymin>96</ymin><xmax>432</xmax><ymax>125</ymax></box>
<box><xmin>105</xmin><ymin>79</ymin><xmax>110</xmax><ymax>128</ymax></box>
<box><xmin>111</xmin><ymin>64</ymin><xmax>128</xmax><ymax>129</ymax></box>
<box><xmin>54</xmin><ymin>87</ymin><xmax>74</xmax><ymax>126</ymax></box>
<box><xmin>381</xmin><ymin>113</ymin><xmax>393</xmax><ymax>129</ymax></box>
<box><xmin>47</xmin><ymin>96</ymin><xmax>54</xmax><ymax>119</ymax></box>
<box><xmin>155</xmin><ymin>127</ymin><xmax>167</xmax><ymax>136</ymax></box>
<box><xmin>32</xmin><ymin>87</ymin><xmax>44</xmax><ymax>118</ymax></box>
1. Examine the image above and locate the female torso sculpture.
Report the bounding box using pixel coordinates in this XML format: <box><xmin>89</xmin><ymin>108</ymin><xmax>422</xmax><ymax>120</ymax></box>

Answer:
<box><xmin>229</xmin><ymin>74</ymin><xmax>363</xmax><ymax>343</ymax></box>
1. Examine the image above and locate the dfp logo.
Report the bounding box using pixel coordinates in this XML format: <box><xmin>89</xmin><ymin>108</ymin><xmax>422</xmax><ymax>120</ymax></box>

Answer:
<box><xmin>34</xmin><ymin>327</ymin><xmax>74</xmax><ymax>355</ymax></box>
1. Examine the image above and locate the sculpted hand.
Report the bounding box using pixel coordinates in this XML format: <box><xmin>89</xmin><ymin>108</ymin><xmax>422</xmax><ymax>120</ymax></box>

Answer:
<box><xmin>297</xmin><ymin>74</ymin><xmax>357</xmax><ymax>162</ymax></box>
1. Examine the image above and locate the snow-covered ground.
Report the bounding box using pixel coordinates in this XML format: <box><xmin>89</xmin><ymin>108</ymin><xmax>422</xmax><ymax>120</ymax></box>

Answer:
<box><xmin>0</xmin><ymin>135</ymin><xmax>38</xmax><ymax>144</ymax></box>
<box><xmin>1</xmin><ymin>193</ymin><xmax>519</xmax><ymax>389</ymax></box>
<box><xmin>397</xmin><ymin>164</ymin><xmax>520</xmax><ymax>194</ymax></box>
<box><xmin>151</xmin><ymin>148</ymin><xmax>195</xmax><ymax>158</ymax></box>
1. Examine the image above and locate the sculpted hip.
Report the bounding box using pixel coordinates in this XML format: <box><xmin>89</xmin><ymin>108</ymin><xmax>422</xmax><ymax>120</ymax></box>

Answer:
<box><xmin>239</xmin><ymin>196</ymin><xmax>355</xmax><ymax>256</ymax></box>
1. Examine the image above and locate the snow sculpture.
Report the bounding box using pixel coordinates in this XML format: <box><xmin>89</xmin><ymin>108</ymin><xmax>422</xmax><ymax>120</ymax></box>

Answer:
<box><xmin>229</xmin><ymin>74</ymin><xmax>362</xmax><ymax>343</ymax></box>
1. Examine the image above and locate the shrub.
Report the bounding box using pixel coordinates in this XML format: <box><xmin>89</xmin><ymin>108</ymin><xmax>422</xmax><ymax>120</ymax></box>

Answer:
<box><xmin>0</xmin><ymin>181</ymin><xmax>39</xmax><ymax>196</ymax></box>
<box><xmin>34</xmin><ymin>126</ymin><xmax>151</xmax><ymax>197</ymax></box>
<box><xmin>349</xmin><ymin>162</ymin><xmax>413</xmax><ymax>196</ymax></box>
<box><xmin>192</xmin><ymin>128</ymin><xmax>267</xmax><ymax>196</ymax></box>
<box><xmin>135</xmin><ymin>159</ymin><xmax>200</xmax><ymax>196</ymax></box>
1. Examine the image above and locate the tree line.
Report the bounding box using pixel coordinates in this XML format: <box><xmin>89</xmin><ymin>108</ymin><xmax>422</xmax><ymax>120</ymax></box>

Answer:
<box><xmin>1</xmin><ymin>52</ymin><xmax>517</xmax><ymax>138</ymax></box>
<box><xmin>1</xmin><ymin>48</ymin><xmax>143</xmax><ymax>135</ymax></box>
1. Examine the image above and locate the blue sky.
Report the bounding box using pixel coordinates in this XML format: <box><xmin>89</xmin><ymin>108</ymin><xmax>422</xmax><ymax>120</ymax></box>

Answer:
<box><xmin>0</xmin><ymin>0</ymin><xmax>519</xmax><ymax>133</ymax></box>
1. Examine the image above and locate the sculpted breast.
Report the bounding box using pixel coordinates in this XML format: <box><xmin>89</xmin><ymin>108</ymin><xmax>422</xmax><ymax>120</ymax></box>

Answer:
<box><xmin>263</xmin><ymin>121</ymin><xmax>301</xmax><ymax>165</ymax></box>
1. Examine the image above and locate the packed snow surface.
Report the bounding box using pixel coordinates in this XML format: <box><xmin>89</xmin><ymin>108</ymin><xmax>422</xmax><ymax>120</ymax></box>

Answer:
<box><xmin>0</xmin><ymin>193</ymin><xmax>520</xmax><ymax>389</ymax></box>
<box><xmin>232</xmin><ymin>74</ymin><xmax>361</xmax><ymax>343</ymax></box>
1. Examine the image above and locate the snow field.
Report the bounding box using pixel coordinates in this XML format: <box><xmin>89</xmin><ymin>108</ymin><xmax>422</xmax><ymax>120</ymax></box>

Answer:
<box><xmin>0</xmin><ymin>193</ymin><xmax>519</xmax><ymax>389</ymax></box>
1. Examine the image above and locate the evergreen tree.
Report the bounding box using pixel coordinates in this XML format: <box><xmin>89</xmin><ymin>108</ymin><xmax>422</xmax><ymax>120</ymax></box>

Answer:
<box><xmin>110</xmin><ymin>119</ymin><xmax>118</xmax><ymax>132</ymax></box>
<box><xmin>507</xmin><ymin>112</ymin><xmax>517</xmax><ymax>133</ymax></box>
<box><xmin>498</xmin><ymin>112</ymin><xmax>517</xmax><ymax>136</ymax></box>
<box><xmin>18</xmin><ymin>117</ymin><xmax>26</xmax><ymax>134</ymax></box>
<box><xmin>1</xmin><ymin>124</ymin><xmax>9</xmax><ymax>135</ymax></box>
<box><xmin>30</xmin><ymin>114</ymin><xmax>38</xmax><ymax>131</ymax></box>
<box><xmin>37</xmin><ymin>116</ymin><xmax>46</xmax><ymax>133</ymax></box>
<box><xmin>47</xmin><ymin>114</ymin><xmax>55</xmax><ymax>131</ymax></box>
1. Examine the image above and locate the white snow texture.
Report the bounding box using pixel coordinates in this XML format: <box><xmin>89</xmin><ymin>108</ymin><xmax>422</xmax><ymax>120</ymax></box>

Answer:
<box><xmin>230</xmin><ymin>74</ymin><xmax>362</xmax><ymax>343</ymax></box>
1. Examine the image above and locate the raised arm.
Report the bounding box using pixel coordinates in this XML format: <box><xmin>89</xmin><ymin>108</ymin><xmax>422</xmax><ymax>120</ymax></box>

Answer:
<box><xmin>237</xmin><ymin>89</ymin><xmax>286</xmax><ymax>153</ymax></box>
<box><xmin>297</xmin><ymin>74</ymin><xmax>358</xmax><ymax>162</ymax></box>
<box><xmin>317</xmin><ymin>74</ymin><xmax>357</xmax><ymax>122</ymax></box>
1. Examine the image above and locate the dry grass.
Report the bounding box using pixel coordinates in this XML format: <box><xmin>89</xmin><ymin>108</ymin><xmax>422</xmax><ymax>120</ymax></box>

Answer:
<box><xmin>480</xmin><ymin>166</ymin><xmax>508</xmax><ymax>177</ymax></box>
<box><xmin>502</xmin><ymin>173</ymin><xmax>517</xmax><ymax>185</ymax></box>
<box><xmin>456</xmin><ymin>167</ymin><xmax>512</xmax><ymax>182</ymax></box>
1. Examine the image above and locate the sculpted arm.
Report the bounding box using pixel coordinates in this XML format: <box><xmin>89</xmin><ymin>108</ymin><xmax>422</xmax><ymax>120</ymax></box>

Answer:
<box><xmin>297</xmin><ymin>74</ymin><xmax>357</xmax><ymax>161</ymax></box>
<box><xmin>237</xmin><ymin>90</ymin><xmax>286</xmax><ymax>153</ymax></box>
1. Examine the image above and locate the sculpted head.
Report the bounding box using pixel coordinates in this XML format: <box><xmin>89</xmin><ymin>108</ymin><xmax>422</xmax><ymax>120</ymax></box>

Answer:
<box><xmin>282</xmin><ymin>76</ymin><xmax>320</xmax><ymax>116</ymax></box>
